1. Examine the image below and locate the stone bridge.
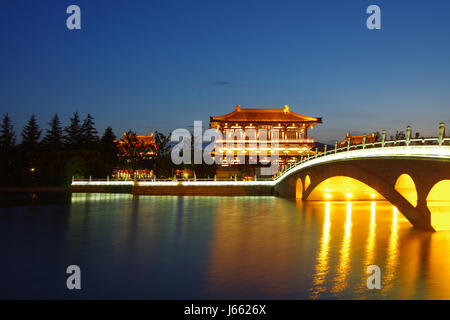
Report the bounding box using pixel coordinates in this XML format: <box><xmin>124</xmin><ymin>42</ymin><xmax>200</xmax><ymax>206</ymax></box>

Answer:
<box><xmin>274</xmin><ymin>143</ymin><xmax>450</xmax><ymax>231</ymax></box>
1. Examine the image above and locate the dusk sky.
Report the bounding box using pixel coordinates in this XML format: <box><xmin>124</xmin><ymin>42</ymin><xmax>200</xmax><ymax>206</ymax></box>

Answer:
<box><xmin>1</xmin><ymin>0</ymin><xmax>450</xmax><ymax>143</ymax></box>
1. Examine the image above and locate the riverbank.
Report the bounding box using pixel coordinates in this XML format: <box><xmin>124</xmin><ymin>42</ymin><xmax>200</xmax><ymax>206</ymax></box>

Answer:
<box><xmin>0</xmin><ymin>185</ymin><xmax>69</xmax><ymax>193</ymax></box>
<box><xmin>70</xmin><ymin>181</ymin><xmax>274</xmax><ymax>196</ymax></box>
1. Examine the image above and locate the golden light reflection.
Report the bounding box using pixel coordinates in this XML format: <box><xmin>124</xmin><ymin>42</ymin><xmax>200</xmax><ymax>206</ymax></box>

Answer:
<box><xmin>332</xmin><ymin>202</ymin><xmax>352</xmax><ymax>293</ymax></box>
<box><xmin>296</xmin><ymin>178</ymin><xmax>303</xmax><ymax>199</ymax></box>
<box><xmin>383</xmin><ymin>206</ymin><xmax>399</xmax><ymax>291</ymax></box>
<box><xmin>311</xmin><ymin>202</ymin><xmax>331</xmax><ymax>297</ymax></box>
<box><xmin>427</xmin><ymin>180</ymin><xmax>450</xmax><ymax>231</ymax></box>
<box><xmin>394</xmin><ymin>174</ymin><xmax>418</xmax><ymax>207</ymax></box>
<box><xmin>308</xmin><ymin>176</ymin><xmax>384</xmax><ymax>201</ymax></box>
<box><xmin>305</xmin><ymin>175</ymin><xmax>311</xmax><ymax>191</ymax></box>
<box><xmin>365</xmin><ymin>202</ymin><xmax>376</xmax><ymax>267</ymax></box>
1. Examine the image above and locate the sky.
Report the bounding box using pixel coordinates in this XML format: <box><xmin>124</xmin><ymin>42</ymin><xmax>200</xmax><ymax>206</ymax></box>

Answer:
<box><xmin>1</xmin><ymin>0</ymin><xmax>450</xmax><ymax>144</ymax></box>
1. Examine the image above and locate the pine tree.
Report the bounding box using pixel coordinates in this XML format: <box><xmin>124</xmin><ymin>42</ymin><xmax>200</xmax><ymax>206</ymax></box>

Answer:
<box><xmin>0</xmin><ymin>113</ymin><xmax>16</xmax><ymax>151</ymax></box>
<box><xmin>64</xmin><ymin>112</ymin><xmax>82</xmax><ymax>147</ymax></box>
<box><xmin>81</xmin><ymin>113</ymin><xmax>98</xmax><ymax>145</ymax></box>
<box><xmin>101</xmin><ymin>126</ymin><xmax>118</xmax><ymax>173</ymax></box>
<box><xmin>42</xmin><ymin>113</ymin><xmax>64</xmax><ymax>148</ymax></box>
<box><xmin>21</xmin><ymin>114</ymin><xmax>41</xmax><ymax>148</ymax></box>
<box><xmin>101</xmin><ymin>126</ymin><xmax>116</xmax><ymax>145</ymax></box>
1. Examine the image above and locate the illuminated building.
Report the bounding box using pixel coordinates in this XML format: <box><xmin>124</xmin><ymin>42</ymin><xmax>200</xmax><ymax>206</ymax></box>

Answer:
<box><xmin>210</xmin><ymin>105</ymin><xmax>322</xmax><ymax>178</ymax></box>
<box><xmin>115</xmin><ymin>133</ymin><xmax>157</xmax><ymax>157</ymax></box>
<box><xmin>339</xmin><ymin>132</ymin><xmax>376</xmax><ymax>148</ymax></box>
<box><xmin>114</xmin><ymin>133</ymin><xmax>157</xmax><ymax>179</ymax></box>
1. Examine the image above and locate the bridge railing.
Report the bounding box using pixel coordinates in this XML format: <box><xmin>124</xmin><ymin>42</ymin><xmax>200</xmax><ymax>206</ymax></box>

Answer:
<box><xmin>275</xmin><ymin>124</ymin><xmax>450</xmax><ymax>181</ymax></box>
<box><xmin>72</xmin><ymin>177</ymin><xmax>275</xmax><ymax>183</ymax></box>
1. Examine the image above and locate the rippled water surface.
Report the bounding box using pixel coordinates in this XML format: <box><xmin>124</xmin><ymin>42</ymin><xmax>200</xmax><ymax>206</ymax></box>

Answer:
<box><xmin>1</xmin><ymin>193</ymin><xmax>450</xmax><ymax>299</ymax></box>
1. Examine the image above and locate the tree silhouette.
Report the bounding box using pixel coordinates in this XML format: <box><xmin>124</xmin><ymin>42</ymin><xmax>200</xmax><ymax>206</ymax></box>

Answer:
<box><xmin>64</xmin><ymin>112</ymin><xmax>82</xmax><ymax>147</ymax></box>
<box><xmin>119</xmin><ymin>130</ymin><xmax>149</xmax><ymax>171</ymax></box>
<box><xmin>0</xmin><ymin>113</ymin><xmax>16</xmax><ymax>151</ymax></box>
<box><xmin>101</xmin><ymin>126</ymin><xmax>118</xmax><ymax>175</ymax></box>
<box><xmin>42</xmin><ymin>114</ymin><xmax>64</xmax><ymax>149</ymax></box>
<box><xmin>390</xmin><ymin>130</ymin><xmax>406</xmax><ymax>140</ymax></box>
<box><xmin>152</xmin><ymin>131</ymin><xmax>173</xmax><ymax>177</ymax></box>
<box><xmin>81</xmin><ymin>113</ymin><xmax>98</xmax><ymax>145</ymax></box>
<box><xmin>21</xmin><ymin>114</ymin><xmax>41</xmax><ymax>148</ymax></box>
<box><xmin>101</xmin><ymin>126</ymin><xmax>116</xmax><ymax>145</ymax></box>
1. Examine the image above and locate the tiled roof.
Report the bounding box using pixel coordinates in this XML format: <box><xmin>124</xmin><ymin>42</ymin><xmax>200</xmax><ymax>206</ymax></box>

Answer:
<box><xmin>210</xmin><ymin>105</ymin><xmax>321</xmax><ymax>123</ymax></box>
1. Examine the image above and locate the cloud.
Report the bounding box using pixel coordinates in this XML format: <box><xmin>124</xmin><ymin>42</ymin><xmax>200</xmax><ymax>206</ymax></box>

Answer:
<box><xmin>213</xmin><ymin>81</ymin><xmax>232</xmax><ymax>87</ymax></box>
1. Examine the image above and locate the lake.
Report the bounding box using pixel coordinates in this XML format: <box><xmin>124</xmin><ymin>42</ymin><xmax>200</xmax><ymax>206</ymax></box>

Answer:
<box><xmin>1</xmin><ymin>193</ymin><xmax>450</xmax><ymax>299</ymax></box>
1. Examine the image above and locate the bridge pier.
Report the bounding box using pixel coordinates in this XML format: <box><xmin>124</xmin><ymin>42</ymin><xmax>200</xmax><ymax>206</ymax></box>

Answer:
<box><xmin>415</xmin><ymin>198</ymin><xmax>434</xmax><ymax>231</ymax></box>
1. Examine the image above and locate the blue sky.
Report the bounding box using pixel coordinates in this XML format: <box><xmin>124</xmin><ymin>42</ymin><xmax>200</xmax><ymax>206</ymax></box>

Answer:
<box><xmin>1</xmin><ymin>0</ymin><xmax>450</xmax><ymax>143</ymax></box>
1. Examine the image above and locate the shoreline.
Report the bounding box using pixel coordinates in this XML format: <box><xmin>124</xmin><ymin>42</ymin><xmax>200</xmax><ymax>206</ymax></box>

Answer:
<box><xmin>0</xmin><ymin>186</ymin><xmax>69</xmax><ymax>194</ymax></box>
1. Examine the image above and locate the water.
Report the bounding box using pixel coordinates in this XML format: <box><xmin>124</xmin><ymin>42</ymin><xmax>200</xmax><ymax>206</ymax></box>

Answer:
<box><xmin>1</xmin><ymin>193</ymin><xmax>450</xmax><ymax>299</ymax></box>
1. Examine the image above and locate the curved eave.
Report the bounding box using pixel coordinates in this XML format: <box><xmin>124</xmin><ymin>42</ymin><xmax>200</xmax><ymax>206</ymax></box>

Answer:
<box><xmin>210</xmin><ymin>112</ymin><xmax>322</xmax><ymax>124</ymax></box>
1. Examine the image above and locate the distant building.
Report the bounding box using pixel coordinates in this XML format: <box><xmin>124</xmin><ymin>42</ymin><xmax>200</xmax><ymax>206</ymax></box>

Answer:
<box><xmin>114</xmin><ymin>133</ymin><xmax>157</xmax><ymax>179</ymax></box>
<box><xmin>339</xmin><ymin>132</ymin><xmax>376</xmax><ymax>148</ymax></box>
<box><xmin>115</xmin><ymin>133</ymin><xmax>157</xmax><ymax>158</ymax></box>
<box><xmin>210</xmin><ymin>105</ymin><xmax>322</xmax><ymax>178</ymax></box>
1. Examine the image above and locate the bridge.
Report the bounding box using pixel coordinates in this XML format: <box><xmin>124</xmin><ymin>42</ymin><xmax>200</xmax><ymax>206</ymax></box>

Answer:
<box><xmin>72</xmin><ymin>124</ymin><xmax>450</xmax><ymax>231</ymax></box>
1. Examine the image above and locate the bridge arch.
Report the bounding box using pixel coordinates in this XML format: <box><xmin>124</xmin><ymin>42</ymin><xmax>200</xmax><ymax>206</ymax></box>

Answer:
<box><xmin>427</xmin><ymin>180</ymin><xmax>450</xmax><ymax>230</ymax></box>
<box><xmin>395</xmin><ymin>174</ymin><xmax>418</xmax><ymax>207</ymax></box>
<box><xmin>304</xmin><ymin>175</ymin><xmax>311</xmax><ymax>191</ymax></box>
<box><xmin>427</xmin><ymin>180</ymin><xmax>450</xmax><ymax>202</ymax></box>
<box><xmin>275</xmin><ymin>161</ymin><xmax>435</xmax><ymax>230</ymax></box>
<box><xmin>306</xmin><ymin>176</ymin><xmax>382</xmax><ymax>201</ymax></box>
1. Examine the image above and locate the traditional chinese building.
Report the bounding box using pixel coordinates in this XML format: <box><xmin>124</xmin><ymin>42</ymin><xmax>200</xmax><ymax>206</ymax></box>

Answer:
<box><xmin>338</xmin><ymin>132</ymin><xmax>376</xmax><ymax>148</ymax></box>
<box><xmin>114</xmin><ymin>133</ymin><xmax>157</xmax><ymax>179</ymax></box>
<box><xmin>210</xmin><ymin>105</ymin><xmax>322</xmax><ymax>178</ymax></box>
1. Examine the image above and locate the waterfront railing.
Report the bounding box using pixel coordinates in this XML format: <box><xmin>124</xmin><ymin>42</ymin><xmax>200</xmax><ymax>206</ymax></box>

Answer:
<box><xmin>72</xmin><ymin>124</ymin><xmax>450</xmax><ymax>184</ymax></box>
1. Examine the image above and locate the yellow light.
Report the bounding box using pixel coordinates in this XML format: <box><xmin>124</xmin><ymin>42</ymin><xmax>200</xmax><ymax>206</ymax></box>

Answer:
<box><xmin>370</xmin><ymin>193</ymin><xmax>376</xmax><ymax>198</ymax></box>
<box><xmin>325</xmin><ymin>193</ymin><xmax>331</xmax><ymax>199</ymax></box>
<box><xmin>346</xmin><ymin>192</ymin><xmax>352</xmax><ymax>198</ymax></box>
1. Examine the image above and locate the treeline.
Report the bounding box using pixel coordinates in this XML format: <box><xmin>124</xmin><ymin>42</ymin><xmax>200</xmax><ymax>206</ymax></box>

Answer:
<box><xmin>0</xmin><ymin>112</ymin><xmax>118</xmax><ymax>186</ymax></box>
<box><xmin>0</xmin><ymin>112</ymin><xmax>216</xmax><ymax>187</ymax></box>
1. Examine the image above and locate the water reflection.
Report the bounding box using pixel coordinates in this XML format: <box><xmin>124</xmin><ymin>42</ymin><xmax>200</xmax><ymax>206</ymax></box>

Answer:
<box><xmin>3</xmin><ymin>194</ymin><xmax>450</xmax><ymax>299</ymax></box>
<box><xmin>364</xmin><ymin>202</ymin><xmax>376</xmax><ymax>268</ymax></box>
<box><xmin>310</xmin><ymin>202</ymin><xmax>331</xmax><ymax>297</ymax></box>
<box><xmin>383</xmin><ymin>206</ymin><xmax>399</xmax><ymax>291</ymax></box>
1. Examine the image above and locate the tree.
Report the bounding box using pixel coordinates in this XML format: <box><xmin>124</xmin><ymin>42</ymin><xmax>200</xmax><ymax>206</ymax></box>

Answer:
<box><xmin>101</xmin><ymin>126</ymin><xmax>118</xmax><ymax>175</ymax></box>
<box><xmin>390</xmin><ymin>130</ymin><xmax>406</xmax><ymax>140</ymax></box>
<box><xmin>42</xmin><ymin>114</ymin><xmax>64</xmax><ymax>148</ymax></box>
<box><xmin>64</xmin><ymin>112</ymin><xmax>82</xmax><ymax>147</ymax></box>
<box><xmin>0</xmin><ymin>113</ymin><xmax>17</xmax><ymax>184</ymax></box>
<box><xmin>101</xmin><ymin>126</ymin><xmax>116</xmax><ymax>145</ymax></box>
<box><xmin>152</xmin><ymin>131</ymin><xmax>173</xmax><ymax>177</ymax></box>
<box><xmin>119</xmin><ymin>130</ymin><xmax>149</xmax><ymax>171</ymax></box>
<box><xmin>80</xmin><ymin>113</ymin><xmax>98</xmax><ymax>145</ymax></box>
<box><xmin>21</xmin><ymin>114</ymin><xmax>41</xmax><ymax>148</ymax></box>
<box><xmin>153</xmin><ymin>131</ymin><xmax>171</xmax><ymax>158</ymax></box>
<box><xmin>0</xmin><ymin>113</ymin><xmax>16</xmax><ymax>151</ymax></box>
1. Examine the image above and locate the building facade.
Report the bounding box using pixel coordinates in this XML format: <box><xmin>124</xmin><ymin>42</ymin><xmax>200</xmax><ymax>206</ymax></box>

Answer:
<box><xmin>210</xmin><ymin>105</ymin><xmax>322</xmax><ymax>178</ymax></box>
